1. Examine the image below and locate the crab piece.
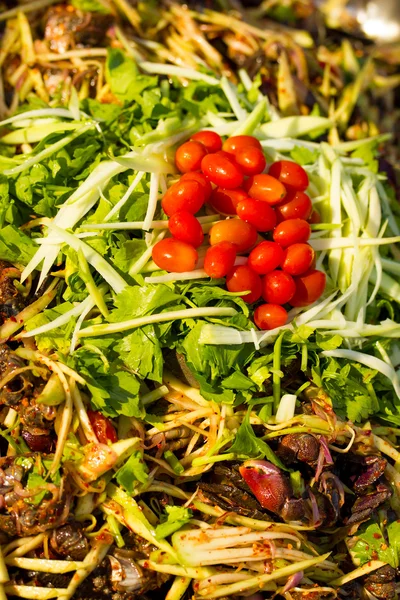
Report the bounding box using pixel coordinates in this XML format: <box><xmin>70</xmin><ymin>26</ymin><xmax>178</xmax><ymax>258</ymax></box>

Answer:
<box><xmin>51</xmin><ymin>521</ymin><xmax>90</xmax><ymax>561</ymax></box>
<box><xmin>353</xmin><ymin>455</ymin><xmax>387</xmax><ymax>493</ymax></box>
<box><xmin>0</xmin><ymin>455</ymin><xmax>71</xmax><ymax>537</ymax></box>
<box><xmin>277</xmin><ymin>433</ymin><xmax>320</xmax><ymax>466</ymax></box>
<box><xmin>44</xmin><ymin>5</ymin><xmax>110</xmax><ymax>54</ymax></box>
<box><xmin>239</xmin><ymin>460</ymin><xmax>292</xmax><ymax>514</ymax></box>
<box><xmin>0</xmin><ymin>261</ymin><xmax>25</xmax><ymax>323</ymax></box>
<box><xmin>346</xmin><ymin>482</ymin><xmax>392</xmax><ymax>526</ymax></box>
<box><xmin>364</xmin><ymin>565</ymin><xmax>396</xmax><ymax>599</ymax></box>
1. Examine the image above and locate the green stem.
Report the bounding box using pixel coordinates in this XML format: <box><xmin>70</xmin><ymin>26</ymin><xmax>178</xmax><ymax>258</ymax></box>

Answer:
<box><xmin>273</xmin><ymin>333</ymin><xmax>284</xmax><ymax>413</ymax></box>
<box><xmin>78</xmin><ymin>250</ymin><xmax>109</xmax><ymax>318</ymax></box>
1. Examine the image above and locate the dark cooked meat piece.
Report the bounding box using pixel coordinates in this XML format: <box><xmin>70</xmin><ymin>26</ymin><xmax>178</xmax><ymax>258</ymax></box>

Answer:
<box><xmin>0</xmin><ymin>455</ymin><xmax>71</xmax><ymax>536</ymax></box>
<box><xmin>0</xmin><ymin>261</ymin><xmax>25</xmax><ymax>323</ymax></box>
<box><xmin>51</xmin><ymin>521</ymin><xmax>90</xmax><ymax>561</ymax></box>
<box><xmin>198</xmin><ymin>481</ymin><xmax>270</xmax><ymax>521</ymax></box>
<box><xmin>0</xmin><ymin>344</ymin><xmax>32</xmax><ymax>407</ymax></box>
<box><xmin>353</xmin><ymin>456</ymin><xmax>387</xmax><ymax>493</ymax></box>
<box><xmin>364</xmin><ymin>565</ymin><xmax>396</xmax><ymax>599</ymax></box>
<box><xmin>44</xmin><ymin>5</ymin><xmax>110</xmax><ymax>54</ymax></box>
<box><xmin>277</xmin><ymin>433</ymin><xmax>320</xmax><ymax>466</ymax></box>
<box><xmin>346</xmin><ymin>483</ymin><xmax>392</xmax><ymax>525</ymax></box>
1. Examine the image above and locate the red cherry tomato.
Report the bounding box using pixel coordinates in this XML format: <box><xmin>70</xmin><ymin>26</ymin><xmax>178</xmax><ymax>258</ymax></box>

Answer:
<box><xmin>201</xmin><ymin>153</ymin><xmax>244</xmax><ymax>189</ymax></box>
<box><xmin>282</xmin><ymin>243</ymin><xmax>315</xmax><ymax>276</ymax></box>
<box><xmin>290</xmin><ymin>269</ymin><xmax>326</xmax><ymax>307</ymax></box>
<box><xmin>168</xmin><ymin>211</ymin><xmax>204</xmax><ymax>247</ymax></box>
<box><xmin>269</xmin><ymin>160</ymin><xmax>309</xmax><ymax>192</ymax></box>
<box><xmin>204</xmin><ymin>241</ymin><xmax>236</xmax><ymax>279</ymax></box>
<box><xmin>262</xmin><ymin>270</ymin><xmax>296</xmax><ymax>305</ymax></box>
<box><xmin>210</xmin><ymin>187</ymin><xmax>248</xmax><ymax>215</ymax></box>
<box><xmin>209</xmin><ymin>219</ymin><xmax>257</xmax><ymax>253</ymax></box>
<box><xmin>308</xmin><ymin>209</ymin><xmax>321</xmax><ymax>224</ymax></box>
<box><xmin>181</xmin><ymin>172</ymin><xmax>212</xmax><ymax>201</ymax></box>
<box><xmin>254</xmin><ymin>304</ymin><xmax>288</xmax><ymax>330</ymax></box>
<box><xmin>273</xmin><ymin>218</ymin><xmax>311</xmax><ymax>247</ymax></box>
<box><xmin>152</xmin><ymin>238</ymin><xmax>198</xmax><ymax>272</ymax></box>
<box><xmin>235</xmin><ymin>147</ymin><xmax>266</xmax><ymax>176</ymax></box>
<box><xmin>162</xmin><ymin>180</ymin><xmax>206</xmax><ymax>216</ymax></box>
<box><xmin>247</xmin><ymin>174</ymin><xmax>287</xmax><ymax>205</ymax></box>
<box><xmin>226</xmin><ymin>265</ymin><xmax>262</xmax><ymax>304</ymax></box>
<box><xmin>191</xmin><ymin>130</ymin><xmax>222</xmax><ymax>153</ymax></box>
<box><xmin>242</xmin><ymin>177</ymin><xmax>253</xmax><ymax>192</ymax></box>
<box><xmin>88</xmin><ymin>410</ymin><xmax>118</xmax><ymax>444</ymax></box>
<box><xmin>275</xmin><ymin>190</ymin><xmax>312</xmax><ymax>222</ymax></box>
<box><xmin>222</xmin><ymin>135</ymin><xmax>262</xmax><ymax>155</ymax></box>
<box><xmin>248</xmin><ymin>241</ymin><xmax>284</xmax><ymax>275</ymax></box>
<box><xmin>236</xmin><ymin>198</ymin><xmax>277</xmax><ymax>232</ymax></box>
<box><xmin>175</xmin><ymin>140</ymin><xmax>208</xmax><ymax>173</ymax></box>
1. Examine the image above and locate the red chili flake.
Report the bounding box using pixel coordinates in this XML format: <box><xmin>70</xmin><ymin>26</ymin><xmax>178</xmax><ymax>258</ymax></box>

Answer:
<box><xmin>373</xmin><ymin>533</ymin><xmax>382</xmax><ymax>539</ymax></box>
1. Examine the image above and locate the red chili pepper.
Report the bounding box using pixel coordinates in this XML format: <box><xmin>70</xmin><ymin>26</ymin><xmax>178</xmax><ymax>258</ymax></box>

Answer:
<box><xmin>87</xmin><ymin>410</ymin><xmax>118</xmax><ymax>444</ymax></box>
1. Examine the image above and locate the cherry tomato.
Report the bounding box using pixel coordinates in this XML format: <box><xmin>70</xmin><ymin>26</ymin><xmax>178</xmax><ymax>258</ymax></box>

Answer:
<box><xmin>204</xmin><ymin>241</ymin><xmax>236</xmax><ymax>279</ymax></box>
<box><xmin>273</xmin><ymin>218</ymin><xmax>311</xmax><ymax>247</ymax></box>
<box><xmin>235</xmin><ymin>147</ymin><xmax>266</xmax><ymax>176</ymax></box>
<box><xmin>268</xmin><ymin>160</ymin><xmax>309</xmax><ymax>192</ymax></box>
<box><xmin>226</xmin><ymin>265</ymin><xmax>262</xmax><ymax>304</ymax></box>
<box><xmin>282</xmin><ymin>243</ymin><xmax>315</xmax><ymax>276</ymax></box>
<box><xmin>262</xmin><ymin>270</ymin><xmax>296</xmax><ymax>305</ymax></box>
<box><xmin>175</xmin><ymin>140</ymin><xmax>208</xmax><ymax>173</ymax></box>
<box><xmin>236</xmin><ymin>198</ymin><xmax>277</xmax><ymax>232</ymax></box>
<box><xmin>308</xmin><ymin>209</ymin><xmax>321</xmax><ymax>224</ymax></box>
<box><xmin>210</xmin><ymin>187</ymin><xmax>248</xmax><ymax>215</ymax></box>
<box><xmin>162</xmin><ymin>179</ymin><xmax>206</xmax><ymax>216</ymax></box>
<box><xmin>254</xmin><ymin>304</ymin><xmax>288</xmax><ymax>330</ymax></box>
<box><xmin>222</xmin><ymin>135</ymin><xmax>262</xmax><ymax>155</ymax></box>
<box><xmin>248</xmin><ymin>241</ymin><xmax>284</xmax><ymax>275</ymax></box>
<box><xmin>88</xmin><ymin>410</ymin><xmax>118</xmax><ymax>444</ymax></box>
<box><xmin>191</xmin><ymin>130</ymin><xmax>222</xmax><ymax>153</ymax></box>
<box><xmin>290</xmin><ymin>269</ymin><xmax>326</xmax><ymax>307</ymax></box>
<box><xmin>152</xmin><ymin>238</ymin><xmax>198</xmax><ymax>272</ymax></box>
<box><xmin>168</xmin><ymin>211</ymin><xmax>204</xmax><ymax>247</ymax></box>
<box><xmin>275</xmin><ymin>190</ymin><xmax>312</xmax><ymax>222</ymax></box>
<box><xmin>209</xmin><ymin>219</ymin><xmax>257</xmax><ymax>253</ymax></box>
<box><xmin>247</xmin><ymin>174</ymin><xmax>287</xmax><ymax>205</ymax></box>
<box><xmin>243</xmin><ymin>177</ymin><xmax>253</xmax><ymax>192</ymax></box>
<box><xmin>181</xmin><ymin>171</ymin><xmax>212</xmax><ymax>201</ymax></box>
<box><xmin>201</xmin><ymin>152</ymin><xmax>243</xmax><ymax>189</ymax></box>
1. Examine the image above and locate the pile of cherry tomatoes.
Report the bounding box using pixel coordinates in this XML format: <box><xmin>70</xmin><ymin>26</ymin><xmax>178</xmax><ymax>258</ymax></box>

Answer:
<box><xmin>152</xmin><ymin>131</ymin><xmax>326</xmax><ymax>330</ymax></box>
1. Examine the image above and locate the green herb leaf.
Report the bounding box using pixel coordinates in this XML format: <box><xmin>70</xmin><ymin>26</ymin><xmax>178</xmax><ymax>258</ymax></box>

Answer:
<box><xmin>155</xmin><ymin>505</ymin><xmax>192</xmax><ymax>539</ymax></box>
<box><xmin>115</xmin><ymin>450</ymin><xmax>149</xmax><ymax>493</ymax></box>
<box><xmin>227</xmin><ymin>410</ymin><xmax>288</xmax><ymax>470</ymax></box>
<box><xmin>0</xmin><ymin>225</ymin><xmax>38</xmax><ymax>265</ymax></box>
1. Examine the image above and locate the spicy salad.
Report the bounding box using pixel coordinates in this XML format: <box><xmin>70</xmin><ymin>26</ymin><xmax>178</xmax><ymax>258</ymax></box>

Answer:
<box><xmin>0</xmin><ymin>1</ymin><xmax>400</xmax><ymax>600</ymax></box>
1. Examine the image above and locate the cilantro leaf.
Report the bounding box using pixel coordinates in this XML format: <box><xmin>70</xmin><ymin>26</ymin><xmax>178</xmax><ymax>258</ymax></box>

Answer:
<box><xmin>227</xmin><ymin>410</ymin><xmax>288</xmax><ymax>470</ymax></box>
<box><xmin>348</xmin><ymin>519</ymin><xmax>400</xmax><ymax>568</ymax></box>
<box><xmin>290</xmin><ymin>146</ymin><xmax>318</xmax><ymax>165</ymax></box>
<box><xmin>110</xmin><ymin>284</ymin><xmax>181</xmax><ymax>322</ymax></box>
<box><xmin>155</xmin><ymin>505</ymin><xmax>192</xmax><ymax>539</ymax></box>
<box><xmin>106</xmin><ymin>48</ymin><xmax>157</xmax><ymax>103</ymax></box>
<box><xmin>115</xmin><ymin>451</ymin><xmax>149</xmax><ymax>494</ymax></box>
<box><xmin>0</xmin><ymin>225</ymin><xmax>38</xmax><ymax>265</ymax></box>
<box><xmin>116</xmin><ymin>325</ymin><xmax>163</xmax><ymax>383</ymax></box>
<box><xmin>25</xmin><ymin>303</ymin><xmax>77</xmax><ymax>354</ymax></box>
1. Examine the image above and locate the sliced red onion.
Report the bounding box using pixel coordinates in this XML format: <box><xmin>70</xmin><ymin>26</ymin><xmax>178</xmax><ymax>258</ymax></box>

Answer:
<box><xmin>320</xmin><ymin>436</ymin><xmax>334</xmax><ymax>464</ymax></box>
<box><xmin>315</xmin><ymin>446</ymin><xmax>325</xmax><ymax>482</ymax></box>
<box><xmin>308</xmin><ymin>489</ymin><xmax>322</xmax><ymax>527</ymax></box>
<box><xmin>282</xmin><ymin>570</ymin><xmax>304</xmax><ymax>593</ymax></box>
